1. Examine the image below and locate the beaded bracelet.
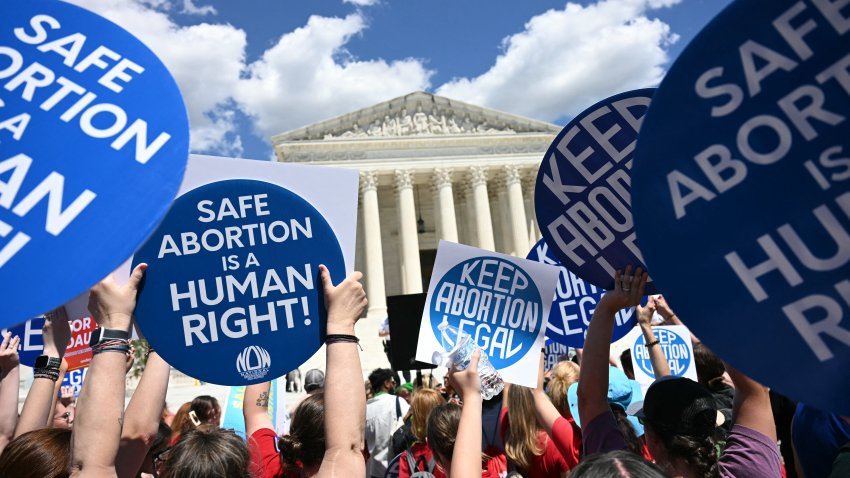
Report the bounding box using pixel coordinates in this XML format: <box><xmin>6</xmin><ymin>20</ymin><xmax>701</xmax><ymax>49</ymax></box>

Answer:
<box><xmin>34</xmin><ymin>367</ymin><xmax>60</xmax><ymax>381</ymax></box>
<box><xmin>92</xmin><ymin>338</ymin><xmax>131</xmax><ymax>355</ymax></box>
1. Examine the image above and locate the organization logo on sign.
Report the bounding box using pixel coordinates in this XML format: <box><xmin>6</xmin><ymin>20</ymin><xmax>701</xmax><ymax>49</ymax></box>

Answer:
<box><xmin>236</xmin><ymin>345</ymin><xmax>271</xmax><ymax>381</ymax></box>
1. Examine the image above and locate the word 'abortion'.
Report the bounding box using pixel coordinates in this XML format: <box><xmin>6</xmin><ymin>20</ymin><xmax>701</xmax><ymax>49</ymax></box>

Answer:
<box><xmin>667</xmin><ymin>1</ymin><xmax>850</xmax><ymax>219</ymax></box>
<box><xmin>1</xmin><ymin>15</ymin><xmax>172</xmax><ymax>165</ymax></box>
<box><xmin>434</xmin><ymin>259</ymin><xmax>539</xmax><ymax>360</ymax></box>
<box><xmin>161</xmin><ymin>194</ymin><xmax>318</xmax><ymax>347</ymax></box>
<box><xmin>158</xmin><ymin>194</ymin><xmax>312</xmax><ymax>257</ymax></box>
<box><xmin>634</xmin><ymin>329</ymin><xmax>691</xmax><ymax>375</ymax></box>
<box><xmin>540</xmin><ymin>96</ymin><xmax>648</xmax><ymax>278</ymax></box>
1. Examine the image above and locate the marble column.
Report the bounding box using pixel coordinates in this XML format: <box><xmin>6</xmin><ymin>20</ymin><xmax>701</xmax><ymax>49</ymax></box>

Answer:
<box><xmin>394</xmin><ymin>170</ymin><xmax>423</xmax><ymax>294</ymax></box>
<box><xmin>432</xmin><ymin>168</ymin><xmax>458</xmax><ymax>243</ymax></box>
<box><xmin>359</xmin><ymin>171</ymin><xmax>387</xmax><ymax>319</ymax></box>
<box><xmin>468</xmin><ymin>166</ymin><xmax>495</xmax><ymax>251</ymax></box>
<box><xmin>523</xmin><ymin>173</ymin><xmax>540</xmax><ymax>246</ymax></box>
<box><xmin>504</xmin><ymin>165</ymin><xmax>530</xmax><ymax>256</ymax></box>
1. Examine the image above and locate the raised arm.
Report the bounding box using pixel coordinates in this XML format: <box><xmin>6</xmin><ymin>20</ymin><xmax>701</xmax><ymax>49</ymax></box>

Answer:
<box><xmin>243</xmin><ymin>381</ymin><xmax>273</xmax><ymax>437</ymax></box>
<box><xmin>727</xmin><ymin>365</ymin><xmax>776</xmax><ymax>441</ymax></box>
<box><xmin>636</xmin><ymin>297</ymin><xmax>670</xmax><ymax>378</ymax></box>
<box><xmin>16</xmin><ymin>311</ymin><xmax>71</xmax><ymax>436</ymax></box>
<box><xmin>116</xmin><ymin>348</ymin><xmax>171</xmax><ymax>478</ymax></box>
<box><xmin>71</xmin><ymin>264</ymin><xmax>146</xmax><ymax>478</ymax></box>
<box><xmin>316</xmin><ymin>265</ymin><xmax>368</xmax><ymax>478</ymax></box>
<box><xmin>0</xmin><ymin>332</ymin><xmax>21</xmax><ymax>454</ymax></box>
<box><xmin>577</xmin><ymin>267</ymin><xmax>647</xmax><ymax>428</ymax></box>
<box><xmin>532</xmin><ymin>350</ymin><xmax>561</xmax><ymax>435</ymax></box>
<box><xmin>448</xmin><ymin>350</ymin><xmax>483</xmax><ymax>478</ymax></box>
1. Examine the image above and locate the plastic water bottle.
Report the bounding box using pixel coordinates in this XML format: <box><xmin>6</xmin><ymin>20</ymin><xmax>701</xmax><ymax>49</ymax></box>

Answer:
<box><xmin>431</xmin><ymin>318</ymin><xmax>504</xmax><ymax>400</ymax></box>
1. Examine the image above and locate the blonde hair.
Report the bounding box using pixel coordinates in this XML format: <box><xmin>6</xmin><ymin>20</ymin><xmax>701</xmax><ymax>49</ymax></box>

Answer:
<box><xmin>505</xmin><ymin>385</ymin><xmax>544</xmax><ymax>472</ymax></box>
<box><xmin>548</xmin><ymin>361</ymin><xmax>580</xmax><ymax>418</ymax></box>
<box><xmin>411</xmin><ymin>389</ymin><xmax>445</xmax><ymax>442</ymax></box>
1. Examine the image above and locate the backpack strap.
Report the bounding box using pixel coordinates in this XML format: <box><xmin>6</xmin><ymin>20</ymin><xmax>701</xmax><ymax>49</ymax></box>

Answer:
<box><xmin>426</xmin><ymin>456</ymin><xmax>437</xmax><ymax>473</ymax></box>
<box><xmin>395</xmin><ymin>396</ymin><xmax>402</xmax><ymax>420</ymax></box>
<box><xmin>405</xmin><ymin>447</ymin><xmax>418</xmax><ymax>471</ymax></box>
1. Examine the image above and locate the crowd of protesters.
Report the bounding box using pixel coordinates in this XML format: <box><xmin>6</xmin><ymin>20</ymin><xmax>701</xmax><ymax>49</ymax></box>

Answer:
<box><xmin>0</xmin><ymin>264</ymin><xmax>848</xmax><ymax>477</ymax></box>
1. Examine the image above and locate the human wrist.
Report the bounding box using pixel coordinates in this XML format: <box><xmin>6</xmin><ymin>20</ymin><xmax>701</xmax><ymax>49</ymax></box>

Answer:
<box><xmin>326</xmin><ymin>323</ymin><xmax>356</xmax><ymax>336</ymax></box>
<box><xmin>41</xmin><ymin>345</ymin><xmax>63</xmax><ymax>358</ymax></box>
<box><xmin>97</xmin><ymin>313</ymin><xmax>133</xmax><ymax>331</ymax></box>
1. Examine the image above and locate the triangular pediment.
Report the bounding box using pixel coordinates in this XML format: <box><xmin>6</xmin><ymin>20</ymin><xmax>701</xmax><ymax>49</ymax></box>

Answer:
<box><xmin>272</xmin><ymin>91</ymin><xmax>560</xmax><ymax>143</ymax></box>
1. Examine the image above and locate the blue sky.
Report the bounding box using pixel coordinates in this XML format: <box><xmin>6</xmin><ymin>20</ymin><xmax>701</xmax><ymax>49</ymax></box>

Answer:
<box><xmin>70</xmin><ymin>0</ymin><xmax>734</xmax><ymax>160</ymax></box>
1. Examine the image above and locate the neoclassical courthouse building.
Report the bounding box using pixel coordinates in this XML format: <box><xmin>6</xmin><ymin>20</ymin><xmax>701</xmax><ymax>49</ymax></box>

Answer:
<box><xmin>272</xmin><ymin>91</ymin><xmax>560</xmax><ymax>372</ymax></box>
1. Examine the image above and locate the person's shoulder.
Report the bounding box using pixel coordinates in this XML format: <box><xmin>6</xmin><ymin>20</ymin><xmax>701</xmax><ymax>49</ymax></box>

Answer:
<box><xmin>249</xmin><ymin>427</ymin><xmax>278</xmax><ymax>441</ymax></box>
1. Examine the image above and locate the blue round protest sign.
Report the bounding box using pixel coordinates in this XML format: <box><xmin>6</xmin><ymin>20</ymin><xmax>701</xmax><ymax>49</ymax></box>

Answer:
<box><xmin>429</xmin><ymin>256</ymin><xmax>544</xmax><ymax>369</ymax></box>
<box><xmin>632</xmin><ymin>0</ymin><xmax>850</xmax><ymax>414</ymax></box>
<box><xmin>132</xmin><ymin>179</ymin><xmax>345</xmax><ymax>386</ymax></box>
<box><xmin>536</xmin><ymin>89</ymin><xmax>656</xmax><ymax>294</ymax></box>
<box><xmin>633</xmin><ymin>328</ymin><xmax>692</xmax><ymax>378</ymax></box>
<box><xmin>0</xmin><ymin>1</ymin><xmax>189</xmax><ymax>327</ymax></box>
<box><xmin>526</xmin><ymin>239</ymin><xmax>637</xmax><ymax>348</ymax></box>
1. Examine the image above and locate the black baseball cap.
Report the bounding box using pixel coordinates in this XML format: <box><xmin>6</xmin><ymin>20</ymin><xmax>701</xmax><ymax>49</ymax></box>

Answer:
<box><xmin>630</xmin><ymin>376</ymin><xmax>719</xmax><ymax>437</ymax></box>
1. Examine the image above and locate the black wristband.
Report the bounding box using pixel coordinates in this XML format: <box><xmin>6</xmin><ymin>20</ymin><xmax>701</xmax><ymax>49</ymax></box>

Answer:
<box><xmin>646</xmin><ymin>340</ymin><xmax>660</xmax><ymax>348</ymax></box>
<box><xmin>325</xmin><ymin>334</ymin><xmax>362</xmax><ymax>350</ymax></box>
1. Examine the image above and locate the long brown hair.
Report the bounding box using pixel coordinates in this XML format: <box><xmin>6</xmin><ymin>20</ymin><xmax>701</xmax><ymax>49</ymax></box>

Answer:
<box><xmin>505</xmin><ymin>385</ymin><xmax>544</xmax><ymax>472</ymax></box>
<box><xmin>411</xmin><ymin>388</ymin><xmax>445</xmax><ymax>442</ymax></box>
<box><xmin>0</xmin><ymin>428</ymin><xmax>71</xmax><ymax>478</ymax></box>
<box><xmin>426</xmin><ymin>403</ymin><xmax>462</xmax><ymax>466</ymax></box>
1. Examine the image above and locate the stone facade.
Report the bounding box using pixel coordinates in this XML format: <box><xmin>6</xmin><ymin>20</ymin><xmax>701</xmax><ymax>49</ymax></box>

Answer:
<box><xmin>272</xmin><ymin>91</ymin><xmax>558</xmax><ymax>373</ymax></box>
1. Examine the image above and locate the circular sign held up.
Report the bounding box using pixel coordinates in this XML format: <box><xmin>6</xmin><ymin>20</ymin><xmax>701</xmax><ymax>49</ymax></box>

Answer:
<box><xmin>429</xmin><ymin>256</ymin><xmax>544</xmax><ymax>370</ymax></box>
<box><xmin>535</xmin><ymin>89</ymin><xmax>656</xmax><ymax>294</ymax></box>
<box><xmin>0</xmin><ymin>1</ymin><xmax>189</xmax><ymax>327</ymax></box>
<box><xmin>526</xmin><ymin>239</ymin><xmax>637</xmax><ymax>348</ymax></box>
<box><xmin>133</xmin><ymin>179</ymin><xmax>345</xmax><ymax>386</ymax></box>
<box><xmin>632</xmin><ymin>0</ymin><xmax>850</xmax><ymax>414</ymax></box>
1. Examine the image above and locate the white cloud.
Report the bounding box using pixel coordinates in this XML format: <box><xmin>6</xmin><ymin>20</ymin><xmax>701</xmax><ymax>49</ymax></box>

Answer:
<box><xmin>343</xmin><ymin>0</ymin><xmax>380</xmax><ymax>6</ymax></box>
<box><xmin>436</xmin><ymin>0</ymin><xmax>681</xmax><ymax>122</ymax></box>
<box><xmin>64</xmin><ymin>1</ymin><xmax>430</xmax><ymax>156</ymax></box>
<box><xmin>234</xmin><ymin>14</ymin><xmax>432</xmax><ymax>139</ymax></box>
<box><xmin>66</xmin><ymin>0</ymin><xmax>247</xmax><ymax>155</ymax></box>
<box><xmin>181</xmin><ymin>0</ymin><xmax>217</xmax><ymax>16</ymax></box>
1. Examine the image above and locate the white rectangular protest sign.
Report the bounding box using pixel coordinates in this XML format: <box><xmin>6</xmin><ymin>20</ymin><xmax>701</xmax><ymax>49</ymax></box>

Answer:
<box><xmin>415</xmin><ymin>241</ymin><xmax>559</xmax><ymax>388</ymax></box>
<box><xmin>130</xmin><ymin>154</ymin><xmax>359</xmax><ymax>385</ymax></box>
<box><xmin>628</xmin><ymin>325</ymin><xmax>697</xmax><ymax>394</ymax></box>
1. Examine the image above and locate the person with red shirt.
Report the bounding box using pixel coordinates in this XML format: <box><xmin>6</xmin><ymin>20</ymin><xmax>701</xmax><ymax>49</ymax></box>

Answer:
<box><xmin>244</xmin><ymin>266</ymin><xmax>369</xmax><ymax>478</ymax></box>
<box><xmin>500</xmin><ymin>383</ymin><xmax>570</xmax><ymax>477</ymax></box>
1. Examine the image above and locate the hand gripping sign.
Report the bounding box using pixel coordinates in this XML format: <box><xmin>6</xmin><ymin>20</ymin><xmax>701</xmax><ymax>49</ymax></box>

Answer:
<box><xmin>527</xmin><ymin>239</ymin><xmax>637</xmax><ymax>348</ymax></box>
<box><xmin>535</xmin><ymin>89</ymin><xmax>656</xmax><ymax>294</ymax></box>
<box><xmin>0</xmin><ymin>1</ymin><xmax>189</xmax><ymax>327</ymax></box>
<box><xmin>631</xmin><ymin>0</ymin><xmax>850</xmax><ymax>414</ymax></box>
<box><xmin>133</xmin><ymin>178</ymin><xmax>347</xmax><ymax>386</ymax></box>
<box><xmin>416</xmin><ymin>241</ymin><xmax>559</xmax><ymax>387</ymax></box>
